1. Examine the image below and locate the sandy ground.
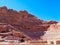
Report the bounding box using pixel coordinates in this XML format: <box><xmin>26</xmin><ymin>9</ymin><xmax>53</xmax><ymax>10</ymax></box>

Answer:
<box><xmin>0</xmin><ymin>43</ymin><xmax>57</xmax><ymax>45</ymax></box>
<box><xmin>0</xmin><ymin>42</ymin><xmax>60</xmax><ymax>45</ymax></box>
<box><xmin>0</xmin><ymin>42</ymin><xmax>47</xmax><ymax>45</ymax></box>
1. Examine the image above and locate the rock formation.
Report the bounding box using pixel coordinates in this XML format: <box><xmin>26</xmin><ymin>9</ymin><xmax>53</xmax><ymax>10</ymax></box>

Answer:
<box><xmin>0</xmin><ymin>6</ymin><xmax>58</xmax><ymax>31</ymax></box>
<box><xmin>48</xmin><ymin>22</ymin><xmax>60</xmax><ymax>31</ymax></box>
<box><xmin>0</xmin><ymin>6</ymin><xmax>58</xmax><ymax>42</ymax></box>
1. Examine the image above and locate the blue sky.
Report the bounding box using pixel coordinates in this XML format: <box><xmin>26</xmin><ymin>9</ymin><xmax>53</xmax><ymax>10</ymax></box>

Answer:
<box><xmin>0</xmin><ymin>0</ymin><xmax>60</xmax><ymax>22</ymax></box>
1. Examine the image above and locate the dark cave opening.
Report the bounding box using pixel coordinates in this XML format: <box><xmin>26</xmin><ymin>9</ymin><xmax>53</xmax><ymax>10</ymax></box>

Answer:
<box><xmin>20</xmin><ymin>39</ymin><xmax>25</xmax><ymax>42</ymax></box>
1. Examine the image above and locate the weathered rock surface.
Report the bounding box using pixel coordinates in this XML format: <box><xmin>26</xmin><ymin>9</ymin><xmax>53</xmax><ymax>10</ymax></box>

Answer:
<box><xmin>0</xmin><ymin>6</ymin><xmax>58</xmax><ymax>32</ymax></box>
<box><xmin>0</xmin><ymin>6</ymin><xmax>58</xmax><ymax>41</ymax></box>
<box><xmin>48</xmin><ymin>23</ymin><xmax>60</xmax><ymax>30</ymax></box>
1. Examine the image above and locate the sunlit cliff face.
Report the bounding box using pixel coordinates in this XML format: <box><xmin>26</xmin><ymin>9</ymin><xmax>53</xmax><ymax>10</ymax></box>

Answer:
<box><xmin>0</xmin><ymin>6</ymin><xmax>58</xmax><ymax>32</ymax></box>
<box><xmin>47</xmin><ymin>23</ymin><xmax>60</xmax><ymax>31</ymax></box>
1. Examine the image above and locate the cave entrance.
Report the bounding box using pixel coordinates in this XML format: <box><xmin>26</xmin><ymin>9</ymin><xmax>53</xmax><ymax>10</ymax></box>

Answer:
<box><xmin>20</xmin><ymin>39</ymin><xmax>25</xmax><ymax>42</ymax></box>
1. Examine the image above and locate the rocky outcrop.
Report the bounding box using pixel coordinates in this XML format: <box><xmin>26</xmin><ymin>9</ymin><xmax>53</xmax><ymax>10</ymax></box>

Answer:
<box><xmin>0</xmin><ymin>6</ymin><xmax>58</xmax><ymax>31</ymax></box>
<box><xmin>0</xmin><ymin>6</ymin><xmax>59</xmax><ymax>42</ymax></box>
<box><xmin>48</xmin><ymin>23</ymin><xmax>60</xmax><ymax>30</ymax></box>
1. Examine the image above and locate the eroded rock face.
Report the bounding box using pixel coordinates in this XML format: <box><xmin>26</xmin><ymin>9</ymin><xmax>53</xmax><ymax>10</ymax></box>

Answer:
<box><xmin>0</xmin><ymin>6</ymin><xmax>58</xmax><ymax>41</ymax></box>
<box><xmin>48</xmin><ymin>23</ymin><xmax>60</xmax><ymax>30</ymax></box>
<box><xmin>0</xmin><ymin>6</ymin><xmax>7</xmax><ymax>14</ymax></box>
<box><xmin>47</xmin><ymin>21</ymin><xmax>57</xmax><ymax>24</ymax></box>
<box><xmin>0</xmin><ymin>6</ymin><xmax>58</xmax><ymax>32</ymax></box>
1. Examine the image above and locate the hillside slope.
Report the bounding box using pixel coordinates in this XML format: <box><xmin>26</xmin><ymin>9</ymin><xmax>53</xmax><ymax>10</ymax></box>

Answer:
<box><xmin>0</xmin><ymin>6</ymin><xmax>58</xmax><ymax>31</ymax></box>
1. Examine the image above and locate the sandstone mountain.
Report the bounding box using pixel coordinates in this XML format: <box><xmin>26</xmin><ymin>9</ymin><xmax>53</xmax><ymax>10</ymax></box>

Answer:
<box><xmin>0</xmin><ymin>6</ymin><xmax>58</xmax><ymax>32</ymax></box>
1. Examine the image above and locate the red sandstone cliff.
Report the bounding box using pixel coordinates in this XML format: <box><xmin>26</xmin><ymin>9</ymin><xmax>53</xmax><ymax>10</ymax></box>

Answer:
<box><xmin>0</xmin><ymin>6</ymin><xmax>58</xmax><ymax>32</ymax></box>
